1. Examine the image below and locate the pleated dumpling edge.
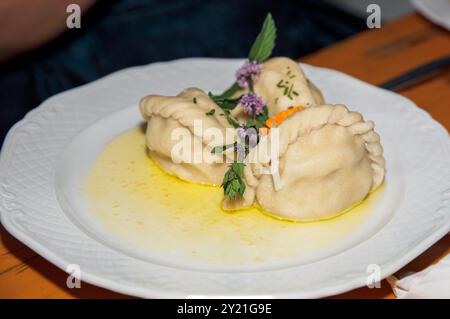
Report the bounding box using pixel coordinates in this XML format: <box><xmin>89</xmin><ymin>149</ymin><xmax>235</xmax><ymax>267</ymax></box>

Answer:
<box><xmin>223</xmin><ymin>104</ymin><xmax>385</xmax><ymax>221</ymax></box>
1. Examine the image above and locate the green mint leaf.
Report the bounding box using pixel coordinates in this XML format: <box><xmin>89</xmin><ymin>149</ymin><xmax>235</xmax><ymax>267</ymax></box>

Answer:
<box><xmin>248</xmin><ymin>13</ymin><xmax>277</xmax><ymax>63</ymax></box>
<box><xmin>219</xmin><ymin>98</ymin><xmax>240</xmax><ymax>111</ymax></box>
<box><xmin>226</xmin><ymin>115</ymin><xmax>241</xmax><ymax>128</ymax></box>
<box><xmin>245</xmin><ymin>118</ymin><xmax>258</xmax><ymax>128</ymax></box>
<box><xmin>256</xmin><ymin>106</ymin><xmax>269</xmax><ymax>123</ymax></box>
<box><xmin>208</xmin><ymin>92</ymin><xmax>242</xmax><ymax>128</ymax></box>
<box><xmin>213</xmin><ymin>82</ymin><xmax>240</xmax><ymax>100</ymax></box>
<box><xmin>208</xmin><ymin>92</ymin><xmax>241</xmax><ymax>111</ymax></box>
<box><xmin>238</xmin><ymin>180</ymin><xmax>246</xmax><ymax>197</ymax></box>
<box><xmin>223</xmin><ymin>170</ymin><xmax>235</xmax><ymax>185</ymax></box>
<box><xmin>244</xmin><ymin>106</ymin><xmax>268</xmax><ymax>129</ymax></box>
<box><xmin>231</xmin><ymin>162</ymin><xmax>245</xmax><ymax>176</ymax></box>
<box><xmin>222</xmin><ymin>162</ymin><xmax>246</xmax><ymax>199</ymax></box>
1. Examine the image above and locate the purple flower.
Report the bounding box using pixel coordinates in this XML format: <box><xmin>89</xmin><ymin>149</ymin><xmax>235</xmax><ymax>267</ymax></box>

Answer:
<box><xmin>240</xmin><ymin>93</ymin><xmax>266</xmax><ymax>116</ymax></box>
<box><xmin>235</xmin><ymin>60</ymin><xmax>262</xmax><ymax>89</ymax></box>
<box><xmin>237</xmin><ymin>126</ymin><xmax>258</xmax><ymax>146</ymax></box>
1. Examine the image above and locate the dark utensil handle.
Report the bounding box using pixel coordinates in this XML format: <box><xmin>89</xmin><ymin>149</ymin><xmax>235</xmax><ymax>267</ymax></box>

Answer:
<box><xmin>379</xmin><ymin>55</ymin><xmax>450</xmax><ymax>90</ymax></box>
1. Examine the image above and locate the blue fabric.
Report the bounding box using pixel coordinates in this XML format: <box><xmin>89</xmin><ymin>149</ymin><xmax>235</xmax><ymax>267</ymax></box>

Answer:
<box><xmin>0</xmin><ymin>0</ymin><xmax>365</xmax><ymax>143</ymax></box>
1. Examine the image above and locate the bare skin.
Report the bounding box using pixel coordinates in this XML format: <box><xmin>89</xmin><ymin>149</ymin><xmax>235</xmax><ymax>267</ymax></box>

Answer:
<box><xmin>0</xmin><ymin>0</ymin><xmax>97</xmax><ymax>62</ymax></box>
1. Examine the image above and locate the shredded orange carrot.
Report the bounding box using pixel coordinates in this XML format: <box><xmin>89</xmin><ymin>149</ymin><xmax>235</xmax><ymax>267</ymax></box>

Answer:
<box><xmin>264</xmin><ymin>106</ymin><xmax>304</xmax><ymax>130</ymax></box>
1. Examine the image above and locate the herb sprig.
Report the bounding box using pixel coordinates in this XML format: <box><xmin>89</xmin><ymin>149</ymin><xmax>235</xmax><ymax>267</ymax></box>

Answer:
<box><xmin>210</xmin><ymin>12</ymin><xmax>277</xmax><ymax>101</ymax></box>
<box><xmin>247</xmin><ymin>105</ymin><xmax>269</xmax><ymax>128</ymax></box>
<box><xmin>213</xmin><ymin>13</ymin><xmax>277</xmax><ymax>200</ymax></box>
<box><xmin>222</xmin><ymin>162</ymin><xmax>246</xmax><ymax>200</ymax></box>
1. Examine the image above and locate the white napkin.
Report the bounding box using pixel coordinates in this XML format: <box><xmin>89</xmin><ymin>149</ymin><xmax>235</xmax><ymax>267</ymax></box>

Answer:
<box><xmin>387</xmin><ymin>253</ymin><xmax>450</xmax><ymax>298</ymax></box>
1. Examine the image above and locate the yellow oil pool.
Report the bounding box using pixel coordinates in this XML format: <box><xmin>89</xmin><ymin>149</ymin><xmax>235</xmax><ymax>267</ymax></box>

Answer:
<box><xmin>84</xmin><ymin>127</ymin><xmax>384</xmax><ymax>266</ymax></box>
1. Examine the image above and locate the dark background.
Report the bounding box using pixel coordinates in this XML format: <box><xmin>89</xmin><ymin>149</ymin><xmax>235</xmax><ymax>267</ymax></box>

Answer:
<box><xmin>0</xmin><ymin>0</ymin><xmax>366</xmax><ymax>144</ymax></box>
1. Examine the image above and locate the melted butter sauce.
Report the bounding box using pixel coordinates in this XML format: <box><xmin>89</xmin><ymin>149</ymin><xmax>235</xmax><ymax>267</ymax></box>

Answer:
<box><xmin>84</xmin><ymin>127</ymin><xmax>384</xmax><ymax>266</ymax></box>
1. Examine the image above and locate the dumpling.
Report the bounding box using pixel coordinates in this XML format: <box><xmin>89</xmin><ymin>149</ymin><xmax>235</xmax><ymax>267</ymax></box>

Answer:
<box><xmin>230</xmin><ymin>57</ymin><xmax>325</xmax><ymax>120</ymax></box>
<box><xmin>253</xmin><ymin>57</ymin><xmax>325</xmax><ymax>116</ymax></box>
<box><xmin>140</xmin><ymin>88</ymin><xmax>235</xmax><ymax>185</ymax></box>
<box><xmin>223</xmin><ymin>104</ymin><xmax>385</xmax><ymax>221</ymax></box>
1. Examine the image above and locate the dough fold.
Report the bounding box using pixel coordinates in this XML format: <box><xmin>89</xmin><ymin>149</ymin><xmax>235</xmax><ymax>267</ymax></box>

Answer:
<box><xmin>140</xmin><ymin>88</ymin><xmax>235</xmax><ymax>185</ymax></box>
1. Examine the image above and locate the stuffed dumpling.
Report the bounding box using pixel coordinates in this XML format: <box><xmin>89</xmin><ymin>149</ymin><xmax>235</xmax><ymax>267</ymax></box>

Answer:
<box><xmin>230</xmin><ymin>57</ymin><xmax>325</xmax><ymax>120</ymax></box>
<box><xmin>140</xmin><ymin>88</ymin><xmax>235</xmax><ymax>185</ymax></box>
<box><xmin>253</xmin><ymin>57</ymin><xmax>325</xmax><ymax>115</ymax></box>
<box><xmin>223</xmin><ymin>104</ymin><xmax>385</xmax><ymax>221</ymax></box>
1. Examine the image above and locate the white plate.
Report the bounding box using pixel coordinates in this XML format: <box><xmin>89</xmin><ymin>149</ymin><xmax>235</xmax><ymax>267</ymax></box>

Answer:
<box><xmin>1</xmin><ymin>59</ymin><xmax>449</xmax><ymax>298</ymax></box>
<box><xmin>411</xmin><ymin>0</ymin><xmax>450</xmax><ymax>31</ymax></box>
<box><xmin>54</xmin><ymin>105</ymin><xmax>403</xmax><ymax>272</ymax></box>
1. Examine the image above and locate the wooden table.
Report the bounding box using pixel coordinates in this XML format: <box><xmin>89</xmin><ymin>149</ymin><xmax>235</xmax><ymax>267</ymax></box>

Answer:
<box><xmin>0</xmin><ymin>13</ymin><xmax>449</xmax><ymax>299</ymax></box>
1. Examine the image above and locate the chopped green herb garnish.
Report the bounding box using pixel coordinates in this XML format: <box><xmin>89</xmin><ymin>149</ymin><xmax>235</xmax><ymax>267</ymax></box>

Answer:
<box><xmin>276</xmin><ymin>80</ymin><xmax>284</xmax><ymax>88</ymax></box>
<box><xmin>205</xmin><ymin>109</ymin><xmax>215</xmax><ymax>116</ymax></box>
<box><xmin>287</xmin><ymin>83</ymin><xmax>294</xmax><ymax>100</ymax></box>
<box><xmin>277</xmin><ymin>79</ymin><xmax>296</xmax><ymax>100</ymax></box>
<box><xmin>193</xmin><ymin>97</ymin><xmax>197</xmax><ymax>104</ymax></box>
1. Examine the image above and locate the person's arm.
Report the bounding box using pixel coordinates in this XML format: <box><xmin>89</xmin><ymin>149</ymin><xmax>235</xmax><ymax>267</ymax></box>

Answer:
<box><xmin>0</xmin><ymin>0</ymin><xmax>97</xmax><ymax>62</ymax></box>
